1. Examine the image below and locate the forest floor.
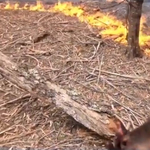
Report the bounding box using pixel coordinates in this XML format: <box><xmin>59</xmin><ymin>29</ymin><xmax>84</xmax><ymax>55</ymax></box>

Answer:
<box><xmin>0</xmin><ymin>0</ymin><xmax>150</xmax><ymax>149</ymax></box>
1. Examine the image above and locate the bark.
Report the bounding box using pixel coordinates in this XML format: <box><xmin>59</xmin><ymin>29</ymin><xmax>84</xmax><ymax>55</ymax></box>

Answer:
<box><xmin>126</xmin><ymin>0</ymin><xmax>144</xmax><ymax>58</ymax></box>
<box><xmin>0</xmin><ymin>52</ymin><xmax>115</xmax><ymax>137</ymax></box>
<box><xmin>0</xmin><ymin>147</ymin><xmax>42</xmax><ymax>150</ymax></box>
<box><xmin>0</xmin><ymin>146</ymin><xmax>107</xmax><ymax>150</ymax></box>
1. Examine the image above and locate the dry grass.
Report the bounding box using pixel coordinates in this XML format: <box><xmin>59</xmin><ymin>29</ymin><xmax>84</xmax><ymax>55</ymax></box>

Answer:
<box><xmin>0</xmin><ymin>1</ymin><xmax>150</xmax><ymax>149</ymax></box>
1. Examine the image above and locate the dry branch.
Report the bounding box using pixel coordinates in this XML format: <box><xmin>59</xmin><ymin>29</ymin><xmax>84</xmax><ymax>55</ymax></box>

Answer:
<box><xmin>0</xmin><ymin>51</ymin><xmax>115</xmax><ymax>137</ymax></box>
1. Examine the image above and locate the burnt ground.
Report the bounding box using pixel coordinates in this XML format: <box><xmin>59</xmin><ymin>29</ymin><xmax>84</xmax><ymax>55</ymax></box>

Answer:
<box><xmin>0</xmin><ymin>0</ymin><xmax>150</xmax><ymax>149</ymax></box>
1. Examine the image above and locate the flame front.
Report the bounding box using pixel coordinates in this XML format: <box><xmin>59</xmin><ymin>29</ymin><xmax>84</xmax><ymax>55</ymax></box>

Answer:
<box><xmin>0</xmin><ymin>1</ymin><xmax>150</xmax><ymax>54</ymax></box>
<box><xmin>3</xmin><ymin>1</ymin><xmax>45</xmax><ymax>11</ymax></box>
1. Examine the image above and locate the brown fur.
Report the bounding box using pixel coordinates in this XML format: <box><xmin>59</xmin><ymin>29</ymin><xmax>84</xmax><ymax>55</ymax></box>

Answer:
<box><xmin>107</xmin><ymin>119</ymin><xmax>150</xmax><ymax>150</ymax></box>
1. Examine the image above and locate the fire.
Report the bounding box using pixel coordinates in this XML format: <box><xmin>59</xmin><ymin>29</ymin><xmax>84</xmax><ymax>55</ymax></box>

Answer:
<box><xmin>81</xmin><ymin>12</ymin><xmax>127</xmax><ymax>44</ymax></box>
<box><xmin>0</xmin><ymin>1</ymin><xmax>150</xmax><ymax>53</ymax></box>
<box><xmin>53</xmin><ymin>2</ymin><xmax>84</xmax><ymax>17</ymax></box>
<box><xmin>3</xmin><ymin>1</ymin><xmax>45</xmax><ymax>11</ymax></box>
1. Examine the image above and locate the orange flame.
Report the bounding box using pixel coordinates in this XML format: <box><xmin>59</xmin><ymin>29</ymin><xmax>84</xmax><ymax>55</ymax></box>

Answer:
<box><xmin>53</xmin><ymin>2</ymin><xmax>84</xmax><ymax>17</ymax></box>
<box><xmin>3</xmin><ymin>1</ymin><xmax>45</xmax><ymax>11</ymax></box>
<box><xmin>0</xmin><ymin>1</ymin><xmax>150</xmax><ymax>54</ymax></box>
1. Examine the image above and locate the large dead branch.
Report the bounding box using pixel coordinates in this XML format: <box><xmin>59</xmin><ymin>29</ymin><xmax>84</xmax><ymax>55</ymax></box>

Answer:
<box><xmin>126</xmin><ymin>0</ymin><xmax>144</xmax><ymax>58</ymax></box>
<box><xmin>0</xmin><ymin>52</ymin><xmax>116</xmax><ymax>138</ymax></box>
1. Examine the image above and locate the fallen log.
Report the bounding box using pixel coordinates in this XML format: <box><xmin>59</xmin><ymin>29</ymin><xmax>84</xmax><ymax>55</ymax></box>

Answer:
<box><xmin>0</xmin><ymin>146</ymin><xmax>107</xmax><ymax>150</ymax></box>
<box><xmin>0</xmin><ymin>146</ymin><xmax>42</xmax><ymax>150</ymax></box>
<box><xmin>0</xmin><ymin>51</ymin><xmax>115</xmax><ymax>137</ymax></box>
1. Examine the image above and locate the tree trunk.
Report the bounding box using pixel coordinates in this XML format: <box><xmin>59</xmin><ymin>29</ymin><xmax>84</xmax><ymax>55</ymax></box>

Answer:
<box><xmin>126</xmin><ymin>0</ymin><xmax>144</xmax><ymax>58</ymax></box>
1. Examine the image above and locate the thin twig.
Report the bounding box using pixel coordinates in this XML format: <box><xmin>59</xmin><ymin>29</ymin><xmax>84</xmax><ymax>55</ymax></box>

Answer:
<box><xmin>0</xmin><ymin>94</ymin><xmax>30</xmax><ymax>107</ymax></box>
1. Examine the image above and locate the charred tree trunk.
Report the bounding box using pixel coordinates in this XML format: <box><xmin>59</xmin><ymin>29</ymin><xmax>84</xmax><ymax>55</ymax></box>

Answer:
<box><xmin>126</xmin><ymin>0</ymin><xmax>144</xmax><ymax>58</ymax></box>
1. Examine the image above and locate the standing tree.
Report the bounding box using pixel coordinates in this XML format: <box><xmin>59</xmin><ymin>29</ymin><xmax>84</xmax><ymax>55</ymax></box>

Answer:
<box><xmin>126</xmin><ymin>0</ymin><xmax>144</xmax><ymax>58</ymax></box>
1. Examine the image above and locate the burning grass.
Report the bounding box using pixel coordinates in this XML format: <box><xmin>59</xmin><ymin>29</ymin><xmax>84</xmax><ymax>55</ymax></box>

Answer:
<box><xmin>0</xmin><ymin>1</ymin><xmax>150</xmax><ymax>55</ymax></box>
<box><xmin>0</xmin><ymin>0</ymin><xmax>150</xmax><ymax>149</ymax></box>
